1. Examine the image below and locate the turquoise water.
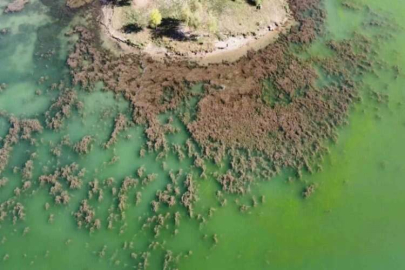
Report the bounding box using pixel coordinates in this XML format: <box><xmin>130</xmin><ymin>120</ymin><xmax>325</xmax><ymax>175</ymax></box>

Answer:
<box><xmin>1</xmin><ymin>0</ymin><xmax>405</xmax><ymax>269</ymax></box>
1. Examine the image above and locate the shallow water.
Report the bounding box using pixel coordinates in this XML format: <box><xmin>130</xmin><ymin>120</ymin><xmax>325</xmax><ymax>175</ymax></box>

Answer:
<box><xmin>1</xmin><ymin>0</ymin><xmax>405</xmax><ymax>269</ymax></box>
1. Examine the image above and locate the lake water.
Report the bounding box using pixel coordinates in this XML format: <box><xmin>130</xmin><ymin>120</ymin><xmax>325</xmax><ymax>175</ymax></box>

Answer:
<box><xmin>0</xmin><ymin>0</ymin><xmax>405</xmax><ymax>269</ymax></box>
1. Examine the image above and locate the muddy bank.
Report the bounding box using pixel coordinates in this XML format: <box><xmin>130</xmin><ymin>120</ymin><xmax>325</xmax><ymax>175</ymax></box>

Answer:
<box><xmin>189</xmin><ymin>19</ymin><xmax>296</xmax><ymax>66</ymax></box>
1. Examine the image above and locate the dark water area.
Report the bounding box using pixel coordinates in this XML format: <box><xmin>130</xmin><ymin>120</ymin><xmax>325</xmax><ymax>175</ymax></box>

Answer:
<box><xmin>0</xmin><ymin>0</ymin><xmax>405</xmax><ymax>269</ymax></box>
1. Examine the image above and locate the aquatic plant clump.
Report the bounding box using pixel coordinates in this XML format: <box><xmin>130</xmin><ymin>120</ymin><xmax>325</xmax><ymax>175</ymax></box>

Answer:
<box><xmin>105</xmin><ymin>113</ymin><xmax>128</xmax><ymax>149</ymax></box>
<box><xmin>45</xmin><ymin>89</ymin><xmax>83</xmax><ymax>130</ymax></box>
<box><xmin>0</xmin><ymin>117</ymin><xmax>43</xmax><ymax>175</ymax></box>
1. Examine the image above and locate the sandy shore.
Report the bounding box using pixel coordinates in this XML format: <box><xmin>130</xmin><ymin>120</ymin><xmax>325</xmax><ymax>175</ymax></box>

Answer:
<box><xmin>99</xmin><ymin>4</ymin><xmax>295</xmax><ymax>65</ymax></box>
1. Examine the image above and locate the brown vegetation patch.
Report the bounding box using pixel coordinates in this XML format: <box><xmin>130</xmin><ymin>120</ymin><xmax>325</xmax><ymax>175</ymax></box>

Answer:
<box><xmin>0</xmin><ymin>117</ymin><xmax>43</xmax><ymax>175</ymax></box>
<box><xmin>74</xmin><ymin>135</ymin><xmax>93</xmax><ymax>154</ymax></box>
<box><xmin>45</xmin><ymin>89</ymin><xmax>83</xmax><ymax>130</ymax></box>
<box><xmin>66</xmin><ymin>0</ymin><xmax>382</xmax><ymax>193</ymax></box>
<box><xmin>105</xmin><ymin>113</ymin><xmax>128</xmax><ymax>148</ymax></box>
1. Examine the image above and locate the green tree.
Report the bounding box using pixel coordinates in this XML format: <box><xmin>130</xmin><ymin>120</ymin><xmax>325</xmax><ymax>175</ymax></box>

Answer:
<box><xmin>149</xmin><ymin>9</ymin><xmax>162</xmax><ymax>28</ymax></box>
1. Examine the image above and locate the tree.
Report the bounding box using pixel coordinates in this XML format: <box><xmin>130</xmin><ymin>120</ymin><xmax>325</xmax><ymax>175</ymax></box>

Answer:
<box><xmin>255</xmin><ymin>0</ymin><xmax>263</xmax><ymax>9</ymax></box>
<box><xmin>149</xmin><ymin>9</ymin><xmax>162</xmax><ymax>28</ymax></box>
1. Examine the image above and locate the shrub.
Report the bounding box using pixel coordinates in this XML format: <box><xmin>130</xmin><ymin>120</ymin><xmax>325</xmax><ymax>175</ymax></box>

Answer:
<box><xmin>149</xmin><ymin>9</ymin><xmax>162</xmax><ymax>28</ymax></box>
<box><xmin>207</xmin><ymin>13</ymin><xmax>218</xmax><ymax>33</ymax></box>
<box><xmin>180</xmin><ymin>3</ymin><xmax>201</xmax><ymax>29</ymax></box>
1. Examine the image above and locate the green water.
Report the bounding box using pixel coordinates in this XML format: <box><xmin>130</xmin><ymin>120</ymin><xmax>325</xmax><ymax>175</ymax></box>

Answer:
<box><xmin>1</xmin><ymin>0</ymin><xmax>405</xmax><ymax>269</ymax></box>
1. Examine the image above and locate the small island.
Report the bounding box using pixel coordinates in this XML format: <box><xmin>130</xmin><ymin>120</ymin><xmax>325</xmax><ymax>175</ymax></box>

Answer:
<box><xmin>100</xmin><ymin>0</ymin><xmax>294</xmax><ymax>64</ymax></box>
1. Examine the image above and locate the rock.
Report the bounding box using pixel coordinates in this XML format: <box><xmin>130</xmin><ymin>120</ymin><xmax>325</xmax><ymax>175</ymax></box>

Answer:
<box><xmin>0</xmin><ymin>28</ymin><xmax>10</xmax><ymax>35</ymax></box>
<box><xmin>268</xmin><ymin>22</ymin><xmax>277</xmax><ymax>31</ymax></box>
<box><xmin>4</xmin><ymin>0</ymin><xmax>29</xmax><ymax>13</ymax></box>
<box><xmin>66</xmin><ymin>0</ymin><xmax>93</xmax><ymax>9</ymax></box>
